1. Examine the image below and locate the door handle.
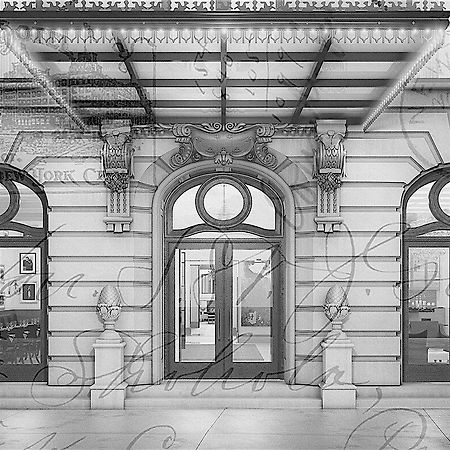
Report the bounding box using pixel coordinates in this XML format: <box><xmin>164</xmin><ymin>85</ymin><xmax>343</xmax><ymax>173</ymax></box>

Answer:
<box><xmin>229</xmin><ymin>308</ymin><xmax>232</xmax><ymax>343</ymax></box>
<box><xmin>217</xmin><ymin>309</ymin><xmax>220</xmax><ymax>341</ymax></box>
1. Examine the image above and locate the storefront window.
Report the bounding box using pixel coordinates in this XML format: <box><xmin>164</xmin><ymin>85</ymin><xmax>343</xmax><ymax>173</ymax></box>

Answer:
<box><xmin>0</xmin><ymin>164</ymin><xmax>47</xmax><ymax>382</ymax></box>
<box><xmin>404</xmin><ymin>170</ymin><xmax>450</xmax><ymax>381</ymax></box>
<box><xmin>407</xmin><ymin>248</ymin><xmax>449</xmax><ymax>366</ymax></box>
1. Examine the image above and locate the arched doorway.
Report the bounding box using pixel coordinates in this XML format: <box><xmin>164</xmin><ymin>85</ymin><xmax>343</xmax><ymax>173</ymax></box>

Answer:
<box><xmin>163</xmin><ymin>171</ymin><xmax>284</xmax><ymax>379</ymax></box>
<box><xmin>403</xmin><ymin>165</ymin><xmax>450</xmax><ymax>382</ymax></box>
<box><xmin>0</xmin><ymin>164</ymin><xmax>48</xmax><ymax>382</ymax></box>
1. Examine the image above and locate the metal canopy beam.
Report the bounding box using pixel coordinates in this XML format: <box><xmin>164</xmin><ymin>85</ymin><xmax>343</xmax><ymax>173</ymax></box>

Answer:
<box><xmin>0</xmin><ymin>78</ymin><xmax>392</xmax><ymax>89</ymax></box>
<box><xmin>220</xmin><ymin>36</ymin><xmax>227</xmax><ymax>127</ymax></box>
<box><xmin>82</xmin><ymin>116</ymin><xmax>363</xmax><ymax>126</ymax></box>
<box><xmin>0</xmin><ymin>99</ymin><xmax>373</xmax><ymax>110</ymax></box>
<box><xmin>34</xmin><ymin>51</ymin><xmax>412</xmax><ymax>63</ymax></box>
<box><xmin>291</xmin><ymin>38</ymin><xmax>332</xmax><ymax>124</ymax></box>
<box><xmin>112</xmin><ymin>32</ymin><xmax>154</xmax><ymax>122</ymax></box>
<box><xmin>3</xmin><ymin>10</ymin><xmax>449</xmax><ymax>28</ymax></box>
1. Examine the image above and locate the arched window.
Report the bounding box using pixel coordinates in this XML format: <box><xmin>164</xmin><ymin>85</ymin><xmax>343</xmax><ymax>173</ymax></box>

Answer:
<box><xmin>0</xmin><ymin>164</ymin><xmax>48</xmax><ymax>382</ymax></box>
<box><xmin>403</xmin><ymin>167</ymin><xmax>450</xmax><ymax>382</ymax></box>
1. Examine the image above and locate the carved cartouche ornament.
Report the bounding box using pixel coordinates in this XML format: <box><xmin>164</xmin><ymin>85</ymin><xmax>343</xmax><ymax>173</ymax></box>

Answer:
<box><xmin>96</xmin><ymin>285</ymin><xmax>122</xmax><ymax>330</ymax></box>
<box><xmin>323</xmin><ymin>285</ymin><xmax>349</xmax><ymax>323</ymax></box>
<box><xmin>170</xmin><ymin>123</ymin><xmax>278</xmax><ymax>169</ymax></box>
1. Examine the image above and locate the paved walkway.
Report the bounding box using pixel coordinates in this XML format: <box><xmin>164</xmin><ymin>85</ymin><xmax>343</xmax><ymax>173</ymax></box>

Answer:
<box><xmin>0</xmin><ymin>408</ymin><xmax>449</xmax><ymax>449</ymax></box>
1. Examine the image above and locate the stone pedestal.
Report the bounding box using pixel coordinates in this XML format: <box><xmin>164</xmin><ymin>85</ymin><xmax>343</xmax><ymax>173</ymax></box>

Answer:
<box><xmin>90</xmin><ymin>328</ymin><xmax>127</xmax><ymax>409</ymax></box>
<box><xmin>320</xmin><ymin>325</ymin><xmax>356</xmax><ymax>409</ymax></box>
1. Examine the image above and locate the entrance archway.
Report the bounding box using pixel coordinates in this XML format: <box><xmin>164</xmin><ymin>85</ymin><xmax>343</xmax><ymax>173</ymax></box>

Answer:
<box><xmin>150</xmin><ymin>160</ymin><xmax>296</xmax><ymax>384</ymax></box>
<box><xmin>164</xmin><ymin>172</ymin><xmax>283</xmax><ymax>379</ymax></box>
<box><xmin>0</xmin><ymin>164</ymin><xmax>48</xmax><ymax>382</ymax></box>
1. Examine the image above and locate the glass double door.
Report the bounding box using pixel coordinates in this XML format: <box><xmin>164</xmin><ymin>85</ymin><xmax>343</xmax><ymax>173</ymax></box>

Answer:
<box><xmin>165</xmin><ymin>240</ymin><xmax>281</xmax><ymax>379</ymax></box>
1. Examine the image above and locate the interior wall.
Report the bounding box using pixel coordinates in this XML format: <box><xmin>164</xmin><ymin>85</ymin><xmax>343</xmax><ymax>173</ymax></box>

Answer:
<box><xmin>0</xmin><ymin>247</ymin><xmax>41</xmax><ymax>311</ymax></box>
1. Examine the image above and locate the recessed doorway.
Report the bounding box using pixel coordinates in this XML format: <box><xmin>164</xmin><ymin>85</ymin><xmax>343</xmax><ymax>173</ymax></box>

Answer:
<box><xmin>165</xmin><ymin>240</ymin><xmax>282</xmax><ymax>379</ymax></box>
<box><xmin>163</xmin><ymin>172</ymin><xmax>284</xmax><ymax>380</ymax></box>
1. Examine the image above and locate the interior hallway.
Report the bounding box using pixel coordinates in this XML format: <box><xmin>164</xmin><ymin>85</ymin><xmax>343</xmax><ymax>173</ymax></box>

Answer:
<box><xmin>0</xmin><ymin>407</ymin><xmax>449</xmax><ymax>449</ymax></box>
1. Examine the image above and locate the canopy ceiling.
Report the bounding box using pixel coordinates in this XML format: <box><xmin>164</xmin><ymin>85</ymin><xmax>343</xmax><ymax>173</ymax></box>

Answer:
<box><xmin>0</xmin><ymin>3</ymin><xmax>449</xmax><ymax>131</ymax></box>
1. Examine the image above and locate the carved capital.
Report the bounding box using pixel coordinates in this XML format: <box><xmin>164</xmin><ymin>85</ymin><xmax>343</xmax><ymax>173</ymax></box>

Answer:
<box><xmin>100</xmin><ymin>125</ymin><xmax>134</xmax><ymax>233</ymax></box>
<box><xmin>170</xmin><ymin>123</ymin><xmax>278</xmax><ymax>169</ymax></box>
<box><xmin>313</xmin><ymin>120</ymin><xmax>346</xmax><ymax>188</ymax></box>
<box><xmin>100</xmin><ymin>126</ymin><xmax>133</xmax><ymax>193</ymax></box>
<box><xmin>313</xmin><ymin>120</ymin><xmax>347</xmax><ymax>233</ymax></box>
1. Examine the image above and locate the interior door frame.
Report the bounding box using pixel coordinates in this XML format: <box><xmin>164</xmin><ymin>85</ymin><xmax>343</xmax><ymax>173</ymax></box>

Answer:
<box><xmin>164</xmin><ymin>238</ymin><xmax>283</xmax><ymax>380</ymax></box>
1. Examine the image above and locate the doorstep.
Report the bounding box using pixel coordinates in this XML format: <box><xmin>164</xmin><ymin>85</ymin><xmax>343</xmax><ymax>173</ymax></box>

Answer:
<box><xmin>1</xmin><ymin>381</ymin><xmax>449</xmax><ymax>409</ymax></box>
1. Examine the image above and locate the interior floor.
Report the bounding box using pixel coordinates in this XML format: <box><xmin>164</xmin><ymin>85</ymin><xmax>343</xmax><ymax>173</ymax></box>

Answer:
<box><xmin>182</xmin><ymin>323</ymin><xmax>272</xmax><ymax>362</ymax></box>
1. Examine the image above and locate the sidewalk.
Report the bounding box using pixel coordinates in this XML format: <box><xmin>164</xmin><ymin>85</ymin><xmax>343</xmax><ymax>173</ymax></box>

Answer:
<box><xmin>0</xmin><ymin>407</ymin><xmax>449</xmax><ymax>449</ymax></box>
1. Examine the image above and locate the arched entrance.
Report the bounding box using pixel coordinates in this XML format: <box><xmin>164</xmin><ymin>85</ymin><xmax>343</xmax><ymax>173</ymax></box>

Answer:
<box><xmin>403</xmin><ymin>165</ymin><xmax>450</xmax><ymax>382</ymax></box>
<box><xmin>0</xmin><ymin>164</ymin><xmax>48</xmax><ymax>382</ymax></box>
<box><xmin>164</xmin><ymin>171</ymin><xmax>284</xmax><ymax>379</ymax></box>
<box><xmin>150</xmin><ymin>160</ymin><xmax>296</xmax><ymax>383</ymax></box>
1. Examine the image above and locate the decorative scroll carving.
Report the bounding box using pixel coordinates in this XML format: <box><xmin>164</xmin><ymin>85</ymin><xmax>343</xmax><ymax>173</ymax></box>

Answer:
<box><xmin>100</xmin><ymin>126</ymin><xmax>133</xmax><ymax>233</ymax></box>
<box><xmin>0</xmin><ymin>0</ymin><xmax>443</xmax><ymax>13</ymax></box>
<box><xmin>313</xmin><ymin>120</ymin><xmax>347</xmax><ymax>233</ymax></box>
<box><xmin>170</xmin><ymin>123</ymin><xmax>278</xmax><ymax>170</ymax></box>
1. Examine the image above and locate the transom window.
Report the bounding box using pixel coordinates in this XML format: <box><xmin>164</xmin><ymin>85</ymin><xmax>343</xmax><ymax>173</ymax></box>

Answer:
<box><xmin>405</xmin><ymin>174</ymin><xmax>450</xmax><ymax>234</ymax></box>
<box><xmin>166</xmin><ymin>173</ymin><xmax>282</xmax><ymax>238</ymax></box>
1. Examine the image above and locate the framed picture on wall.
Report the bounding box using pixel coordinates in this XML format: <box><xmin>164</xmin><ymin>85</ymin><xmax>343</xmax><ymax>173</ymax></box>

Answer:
<box><xmin>19</xmin><ymin>253</ymin><xmax>36</xmax><ymax>274</ymax></box>
<box><xmin>22</xmin><ymin>283</ymin><xmax>36</xmax><ymax>302</ymax></box>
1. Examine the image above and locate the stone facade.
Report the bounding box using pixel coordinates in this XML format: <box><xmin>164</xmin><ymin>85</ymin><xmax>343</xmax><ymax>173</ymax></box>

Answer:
<box><xmin>1</xmin><ymin>84</ymin><xmax>447</xmax><ymax>391</ymax></box>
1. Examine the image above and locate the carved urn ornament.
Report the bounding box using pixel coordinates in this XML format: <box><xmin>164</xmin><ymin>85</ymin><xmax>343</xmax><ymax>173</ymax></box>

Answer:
<box><xmin>323</xmin><ymin>285</ymin><xmax>350</xmax><ymax>337</ymax></box>
<box><xmin>96</xmin><ymin>285</ymin><xmax>122</xmax><ymax>339</ymax></box>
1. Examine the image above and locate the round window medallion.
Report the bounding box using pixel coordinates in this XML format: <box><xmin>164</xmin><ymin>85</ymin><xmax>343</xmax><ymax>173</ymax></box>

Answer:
<box><xmin>196</xmin><ymin>177</ymin><xmax>251</xmax><ymax>228</ymax></box>
<box><xmin>203</xmin><ymin>183</ymin><xmax>244</xmax><ymax>220</ymax></box>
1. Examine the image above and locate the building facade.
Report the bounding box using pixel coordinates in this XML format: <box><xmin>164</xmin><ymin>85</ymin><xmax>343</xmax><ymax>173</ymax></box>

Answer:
<box><xmin>0</xmin><ymin>1</ymin><xmax>450</xmax><ymax>408</ymax></box>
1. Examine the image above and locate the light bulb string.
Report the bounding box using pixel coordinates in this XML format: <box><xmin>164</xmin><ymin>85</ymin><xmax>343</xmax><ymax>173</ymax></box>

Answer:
<box><xmin>1</xmin><ymin>26</ymin><xmax>86</xmax><ymax>132</ymax></box>
<box><xmin>362</xmin><ymin>31</ymin><xmax>446</xmax><ymax>132</ymax></box>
